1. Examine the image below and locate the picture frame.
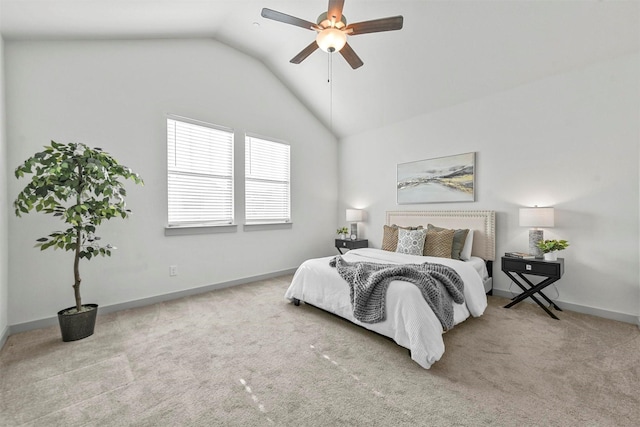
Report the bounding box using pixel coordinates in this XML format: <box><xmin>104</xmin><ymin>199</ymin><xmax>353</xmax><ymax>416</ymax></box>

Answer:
<box><xmin>397</xmin><ymin>152</ymin><xmax>475</xmax><ymax>204</ymax></box>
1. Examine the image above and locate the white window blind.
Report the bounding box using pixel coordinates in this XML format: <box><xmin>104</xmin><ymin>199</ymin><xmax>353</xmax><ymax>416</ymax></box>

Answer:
<box><xmin>245</xmin><ymin>135</ymin><xmax>291</xmax><ymax>224</ymax></box>
<box><xmin>167</xmin><ymin>117</ymin><xmax>234</xmax><ymax>226</ymax></box>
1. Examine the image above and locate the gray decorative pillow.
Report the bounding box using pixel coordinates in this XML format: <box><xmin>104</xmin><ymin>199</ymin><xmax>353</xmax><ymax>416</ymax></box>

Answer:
<box><xmin>396</xmin><ymin>228</ymin><xmax>428</xmax><ymax>256</ymax></box>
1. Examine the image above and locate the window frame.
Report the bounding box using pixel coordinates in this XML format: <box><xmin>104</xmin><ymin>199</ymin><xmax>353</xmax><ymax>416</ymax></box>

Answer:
<box><xmin>244</xmin><ymin>133</ymin><xmax>291</xmax><ymax>225</ymax></box>
<box><xmin>166</xmin><ymin>114</ymin><xmax>235</xmax><ymax>229</ymax></box>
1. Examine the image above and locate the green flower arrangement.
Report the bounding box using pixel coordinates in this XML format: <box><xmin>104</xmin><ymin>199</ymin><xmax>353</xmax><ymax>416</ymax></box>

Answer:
<box><xmin>336</xmin><ymin>227</ymin><xmax>349</xmax><ymax>235</ymax></box>
<box><xmin>536</xmin><ymin>239</ymin><xmax>570</xmax><ymax>253</ymax></box>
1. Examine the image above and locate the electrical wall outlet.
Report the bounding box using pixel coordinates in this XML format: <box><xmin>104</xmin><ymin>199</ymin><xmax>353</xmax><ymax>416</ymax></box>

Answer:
<box><xmin>169</xmin><ymin>265</ymin><xmax>178</xmax><ymax>276</ymax></box>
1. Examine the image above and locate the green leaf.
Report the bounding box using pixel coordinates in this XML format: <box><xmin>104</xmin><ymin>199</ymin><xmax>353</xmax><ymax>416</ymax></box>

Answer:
<box><xmin>41</xmin><ymin>241</ymin><xmax>56</xmax><ymax>250</ymax></box>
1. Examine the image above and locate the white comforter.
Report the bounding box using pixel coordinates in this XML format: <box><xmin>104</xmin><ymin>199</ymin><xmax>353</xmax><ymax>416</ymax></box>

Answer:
<box><xmin>284</xmin><ymin>248</ymin><xmax>488</xmax><ymax>369</ymax></box>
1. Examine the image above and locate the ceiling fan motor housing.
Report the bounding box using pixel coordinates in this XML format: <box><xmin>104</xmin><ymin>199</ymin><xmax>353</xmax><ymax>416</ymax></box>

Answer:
<box><xmin>316</xmin><ymin>12</ymin><xmax>347</xmax><ymax>29</ymax></box>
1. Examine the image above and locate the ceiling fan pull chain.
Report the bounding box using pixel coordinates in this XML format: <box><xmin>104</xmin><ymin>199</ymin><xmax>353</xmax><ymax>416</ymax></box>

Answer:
<box><xmin>329</xmin><ymin>53</ymin><xmax>333</xmax><ymax>130</ymax></box>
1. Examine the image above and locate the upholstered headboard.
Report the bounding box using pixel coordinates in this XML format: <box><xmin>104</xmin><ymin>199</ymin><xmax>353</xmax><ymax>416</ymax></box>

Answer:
<box><xmin>385</xmin><ymin>210</ymin><xmax>496</xmax><ymax>261</ymax></box>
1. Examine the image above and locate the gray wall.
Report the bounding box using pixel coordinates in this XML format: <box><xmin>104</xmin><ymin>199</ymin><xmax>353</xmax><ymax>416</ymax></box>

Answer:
<box><xmin>338</xmin><ymin>52</ymin><xmax>640</xmax><ymax>322</ymax></box>
<box><xmin>0</xmin><ymin>37</ymin><xmax>8</xmax><ymax>344</ymax></box>
<box><xmin>5</xmin><ymin>39</ymin><xmax>338</xmax><ymax>326</ymax></box>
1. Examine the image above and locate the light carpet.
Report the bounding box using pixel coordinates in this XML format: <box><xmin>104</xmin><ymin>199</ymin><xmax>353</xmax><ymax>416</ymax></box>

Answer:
<box><xmin>1</xmin><ymin>275</ymin><xmax>638</xmax><ymax>426</ymax></box>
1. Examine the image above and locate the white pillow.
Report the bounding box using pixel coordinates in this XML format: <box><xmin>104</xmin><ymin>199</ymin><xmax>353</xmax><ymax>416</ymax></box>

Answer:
<box><xmin>396</xmin><ymin>228</ymin><xmax>428</xmax><ymax>256</ymax></box>
<box><xmin>459</xmin><ymin>229</ymin><xmax>474</xmax><ymax>261</ymax></box>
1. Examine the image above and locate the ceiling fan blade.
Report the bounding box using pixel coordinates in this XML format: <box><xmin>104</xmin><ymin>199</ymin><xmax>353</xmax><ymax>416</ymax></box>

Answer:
<box><xmin>261</xmin><ymin>8</ymin><xmax>319</xmax><ymax>31</ymax></box>
<box><xmin>327</xmin><ymin>0</ymin><xmax>345</xmax><ymax>24</ymax></box>
<box><xmin>290</xmin><ymin>41</ymin><xmax>320</xmax><ymax>64</ymax></box>
<box><xmin>339</xmin><ymin>42</ymin><xmax>364</xmax><ymax>69</ymax></box>
<box><xmin>346</xmin><ymin>16</ymin><xmax>404</xmax><ymax>35</ymax></box>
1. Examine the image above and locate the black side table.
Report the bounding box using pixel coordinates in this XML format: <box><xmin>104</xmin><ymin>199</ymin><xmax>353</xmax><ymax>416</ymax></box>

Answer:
<box><xmin>501</xmin><ymin>256</ymin><xmax>564</xmax><ymax>319</ymax></box>
<box><xmin>335</xmin><ymin>238</ymin><xmax>368</xmax><ymax>254</ymax></box>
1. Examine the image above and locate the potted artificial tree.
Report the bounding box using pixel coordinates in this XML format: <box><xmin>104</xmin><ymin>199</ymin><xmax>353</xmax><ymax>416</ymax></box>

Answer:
<box><xmin>14</xmin><ymin>141</ymin><xmax>143</xmax><ymax>342</ymax></box>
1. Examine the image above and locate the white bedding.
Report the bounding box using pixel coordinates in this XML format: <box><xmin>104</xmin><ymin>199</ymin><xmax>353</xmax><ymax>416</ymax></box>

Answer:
<box><xmin>466</xmin><ymin>256</ymin><xmax>489</xmax><ymax>280</ymax></box>
<box><xmin>284</xmin><ymin>248</ymin><xmax>488</xmax><ymax>369</ymax></box>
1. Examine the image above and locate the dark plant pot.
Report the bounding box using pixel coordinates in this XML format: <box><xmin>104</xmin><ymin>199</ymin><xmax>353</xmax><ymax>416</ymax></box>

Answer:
<box><xmin>57</xmin><ymin>304</ymin><xmax>99</xmax><ymax>342</ymax></box>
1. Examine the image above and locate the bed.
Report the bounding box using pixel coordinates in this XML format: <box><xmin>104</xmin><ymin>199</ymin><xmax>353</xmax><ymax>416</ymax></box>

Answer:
<box><xmin>284</xmin><ymin>210</ymin><xmax>496</xmax><ymax>369</ymax></box>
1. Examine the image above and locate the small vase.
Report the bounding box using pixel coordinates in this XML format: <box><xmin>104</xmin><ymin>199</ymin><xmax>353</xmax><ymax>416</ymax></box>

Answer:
<box><xmin>543</xmin><ymin>251</ymin><xmax>557</xmax><ymax>261</ymax></box>
<box><xmin>340</xmin><ymin>234</ymin><xmax>347</xmax><ymax>240</ymax></box>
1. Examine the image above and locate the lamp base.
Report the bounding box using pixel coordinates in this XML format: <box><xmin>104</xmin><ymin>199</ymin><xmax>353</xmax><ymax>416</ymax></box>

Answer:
<box><xmin>529</xmin><ymin>229</ymin><xmax>543</xmax><ymax>257</ymax></box>
<box><xmin>350</xmin><ymin>223</ymin><xmax>358</xmax><ymax>239</ymax></box>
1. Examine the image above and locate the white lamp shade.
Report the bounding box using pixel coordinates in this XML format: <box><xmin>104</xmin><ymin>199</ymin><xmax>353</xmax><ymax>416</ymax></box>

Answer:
<box><xmin>316</xmin><ymin>28</ymin><xmax>347</xmax><ymax>52</ymax></box>
<box><xmin>519</xmin><ymin>207</ymin><xmax>554</xmax><ymax>228</ymax></box>
<box><xmin>346</xmin><ymin>209</ymin><xmax>364</xmax><ymax>222</ymax></box>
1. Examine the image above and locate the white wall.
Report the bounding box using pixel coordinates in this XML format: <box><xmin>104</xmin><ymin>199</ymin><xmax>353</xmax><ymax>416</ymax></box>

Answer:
<box><xmin>0</xmin><ymin>37</ymin><xmax>9</xmax><ymax>343</ymax></box>
<box><xmin>339</xmin><ymin>52</ymin><xmax>640</xmax><ymax>320</ymax></box>
<box><xmin>5</xmin><ymin>39</ymin><xmax>338</xmax><ymax>326</ymax></box>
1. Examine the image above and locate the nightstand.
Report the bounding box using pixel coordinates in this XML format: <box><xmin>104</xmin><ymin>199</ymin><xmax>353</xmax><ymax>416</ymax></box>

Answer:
<box><xmin>335</xmin><ymin>238</ymin><xmax>368</xmax><ymax>254</ymax></box>
<box><xmin>501</xmin><ymin>256</ymin><xmax>564</xmax><ymax>319</ymax></box>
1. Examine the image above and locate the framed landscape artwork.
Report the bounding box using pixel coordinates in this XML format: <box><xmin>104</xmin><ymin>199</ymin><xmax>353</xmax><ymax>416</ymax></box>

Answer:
<box><xmin>397</xmin><ymin>152</ymin><xmax>475</xmax><ymax>204</ymax></box>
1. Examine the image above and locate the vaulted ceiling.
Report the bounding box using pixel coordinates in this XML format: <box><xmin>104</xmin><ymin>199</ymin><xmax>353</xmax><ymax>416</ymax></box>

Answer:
<box><xmin>1</xmin><ymin>0</ymin><xmax>638</xmax><ymax>138</ymax></box>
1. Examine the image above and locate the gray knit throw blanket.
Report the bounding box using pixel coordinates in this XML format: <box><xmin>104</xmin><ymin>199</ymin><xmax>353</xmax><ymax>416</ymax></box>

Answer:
<box><xmin>329</xmin><ymin>256</ymin><xmax>465</xmax><ymax>330</ymax></box>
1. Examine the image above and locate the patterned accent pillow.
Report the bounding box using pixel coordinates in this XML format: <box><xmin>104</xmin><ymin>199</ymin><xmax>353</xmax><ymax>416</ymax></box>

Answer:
<box><xmin>424</xmin><ymin>228</ymin><xmax>455</xmax><ymax>258</ymax></box>
<box><xmin>396</xmin><ymin>228</ymin><xmax>428</xmax><ymax>256</ymax></box>
<box><xmin>427</xmin><ymin>224</ymin><xmax>469</xmax><ymax>260</ymax></box>
<box><xmin>382</xmin><ymin>224</ymin><xmax>424</xmax><ymax>252</ymax></box>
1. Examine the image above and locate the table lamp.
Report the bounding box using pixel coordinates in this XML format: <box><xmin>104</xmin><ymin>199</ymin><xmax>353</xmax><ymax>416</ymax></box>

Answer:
<box><xmin>519</xmin><ymin>206</ymin><xmax>554</xmax><ymax>257</ymax></box>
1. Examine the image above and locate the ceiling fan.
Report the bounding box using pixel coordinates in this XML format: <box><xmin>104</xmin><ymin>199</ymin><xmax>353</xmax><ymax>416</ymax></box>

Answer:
<box><xmin>261</xmin><ymin>0</ymin><xmax>403</xmax><ymax>69</ymax></box>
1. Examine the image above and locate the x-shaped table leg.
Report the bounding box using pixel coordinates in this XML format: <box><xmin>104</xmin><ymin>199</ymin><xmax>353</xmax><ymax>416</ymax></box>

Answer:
<box><xmin>503</xmin><ymin>271</ymin><xmax>563</xmax><ymax>319</ymax></box>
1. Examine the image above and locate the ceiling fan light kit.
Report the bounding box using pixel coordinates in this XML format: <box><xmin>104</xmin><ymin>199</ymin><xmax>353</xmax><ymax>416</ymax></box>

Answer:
<box><xmin>261</xmin><ymin>0</ymin><xmax>403</xmax><ymax>69</ymax></box>
<box><xmin>316</xmin><ymin>28</ymin><xmax>347</xmax><ymax>52</ymax></box>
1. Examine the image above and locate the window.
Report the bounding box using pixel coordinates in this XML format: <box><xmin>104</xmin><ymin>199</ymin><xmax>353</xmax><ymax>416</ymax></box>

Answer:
<box><xmin>167</xmin><ymin>116</ymin><xmax>234</xmax><ymax>226</ymax></box>
<box><xmin>245</xmin><ymin>135</ymin><xmax>291</xmax><ymax>224</ymax></box>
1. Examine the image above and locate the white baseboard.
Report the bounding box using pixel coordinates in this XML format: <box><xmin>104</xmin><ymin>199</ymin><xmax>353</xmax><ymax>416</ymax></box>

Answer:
<box><xmin>491</xmin><ymin>289</ymin><xmax>638</xmax><ymax>325</ymax></box>
<box><xmin>8</xmin><ymin>268</ymin><xmax>297</xmax><ymax>336</ymax></box>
